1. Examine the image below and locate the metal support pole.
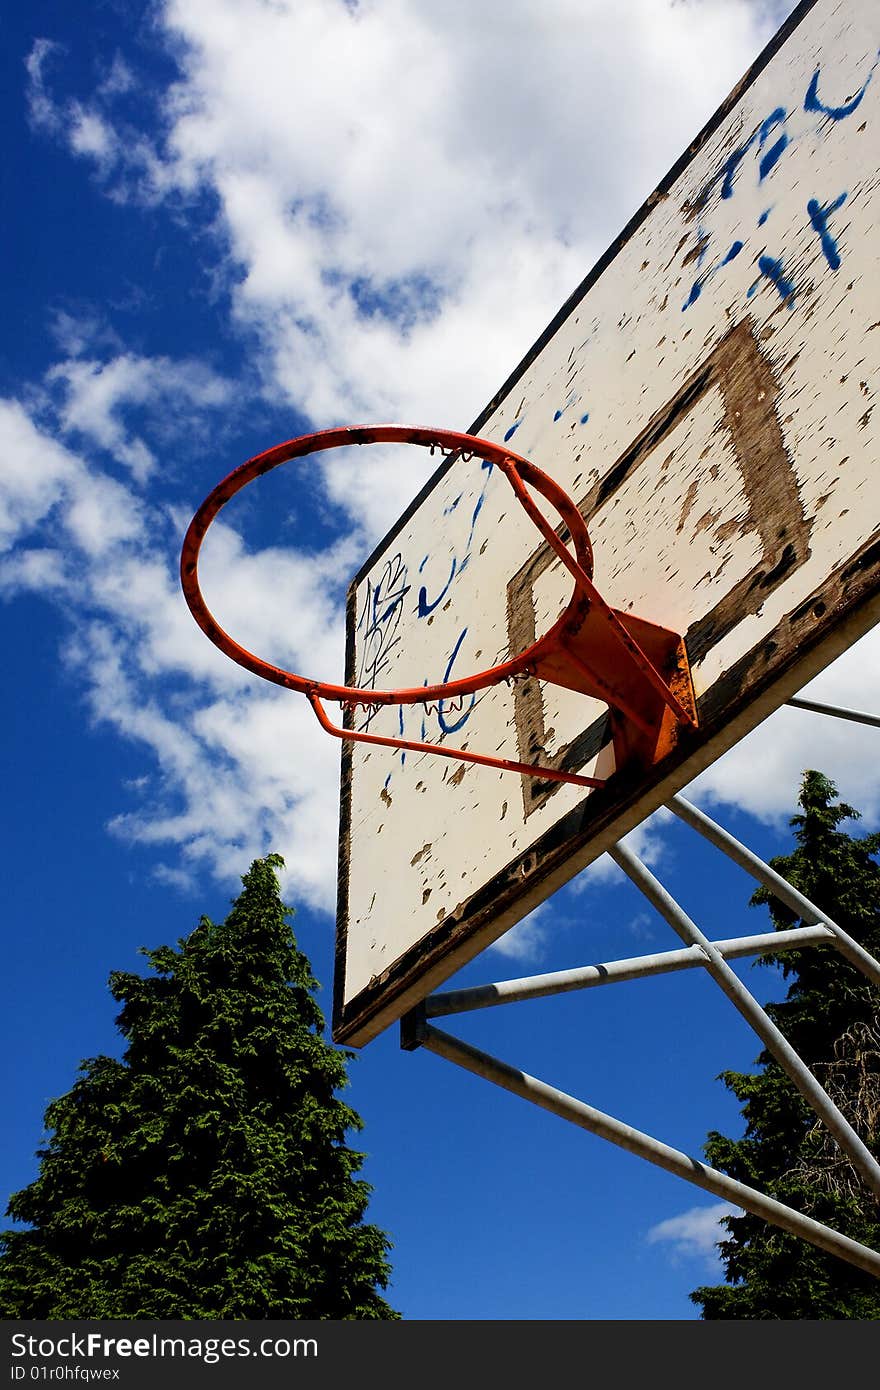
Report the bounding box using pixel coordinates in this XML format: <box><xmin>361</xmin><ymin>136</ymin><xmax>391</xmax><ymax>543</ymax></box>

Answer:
<box><xmin>420</xmin><ymin>1023</ymin><xmax>880</xmax><ymax>1280</ymax></box>
<box><xmin>787</xmin><ymin>695</ymin><xmax>880</xmax><ymax>729</ymax></box>
<box><xmin>668</xmin><ymin>793</ymin><xmax>880</xmax><ymax>988</ymax></box>
<box><xmin>609</xmin><ymin>841</ymin><xmax>880</xmax><ymax>1199</ymax></box>
<box><xmin>426</xmin><ymin>924</ymin><xmax>834</xmax><ymax>1017</ymax></box>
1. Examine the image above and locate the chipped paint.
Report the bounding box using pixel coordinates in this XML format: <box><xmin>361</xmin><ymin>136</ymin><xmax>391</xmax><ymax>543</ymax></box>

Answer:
<box><xmin>335</xmin><ymin>0</ymin><xmax>880</xmax><ymax>1046</ymax></box>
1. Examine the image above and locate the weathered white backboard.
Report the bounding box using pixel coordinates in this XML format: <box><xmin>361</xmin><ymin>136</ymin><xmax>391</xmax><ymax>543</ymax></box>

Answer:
<box><xmin>334</xmin><ymin>0</ymin><xmax>880</xmax><ymax>1045</ymax></box>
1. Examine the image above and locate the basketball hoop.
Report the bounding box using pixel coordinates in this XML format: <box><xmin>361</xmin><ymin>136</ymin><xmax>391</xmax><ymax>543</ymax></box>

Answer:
<box><xmin>180</xmin><ymin>425</ymin><xmax>698</xmax><ymax>788</ymax></box>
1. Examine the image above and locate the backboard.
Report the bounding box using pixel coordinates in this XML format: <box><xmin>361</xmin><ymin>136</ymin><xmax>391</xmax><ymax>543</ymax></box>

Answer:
<box><xmin>334</xmin><ymin>0</ymin><xmax>880</xmax><ymax>1045</ymax></box>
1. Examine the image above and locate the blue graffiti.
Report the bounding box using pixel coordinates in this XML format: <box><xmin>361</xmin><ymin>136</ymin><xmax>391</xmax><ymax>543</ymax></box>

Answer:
<box><xmin>553</xmin><ymin>391</ymin><xmax>589</xmax><ymax>425</ymax></box>
<box><xmin>804</xmin><ymin>52</ymin><xmax>879</xmax><ymax>121</ymax></box>
<box><xmin>807</xmin><ymin>192</ymin><xmax>848</xmax><ymax>269</ymax></box>
<box><xmin>759</xmin><ymin>106</ymin><xmax>787</xmax><ymax>142</ymax></box>
<box><xmin>720</xmin><ymin>106</ymin><xmax>788</xmax><ymax>198</ymax></box>
<box><xmin>503</xmin><ymin>418</ymin><xmax>524</xmax><ymax>442</ymax></box>
<box><xmin>356</xmin><ymin>553</ymin><xmax>410</xmax><ymax>697</ymax></box>
<box><xmin>682</xmin><ymin>46</ymin><xmax>879</xmax><ymax>315</ymax></box>
<box><xmin>683</xmin><ymin>240</ymin><xmax>744</xmax><ymax>310</ymax></box>
<box><xmin>417</xmin><ymin>463</ymin><xmax>493</xmax><ymax>622</ymax></box>
<box><xmin>418</xmin><ymin>556</ymin><xmax>457</xmax><ymax>617</ymax></box>
<box><xmin>718</xmin><ymin>146</ymin><xmax>746</xmax><ymax>200</ymax></box>
<box><xmin>748</xmin><ymin>255</ymin><xmax>796</xmax><ymax>305</ymax></box>
<box><xmin>759</xmin><ymin>132</ymin><xmax>788</xmax><ymax>180</ymax></box>
<box><xmin>438</xmin><ymin>628</ymin><xmax>475</xmax><ymax>735</ymax></box>
<box><xmin>466</xmin><ymin>460</ymin><xmax>493</xmax><ymax>550</ymax></box>
<box><xmin>406</xmin><ymin>459</ymin><xmax>497</xmax><ymax>749</ymax></box>
<box><xmin>420</xmin><ymin>680</ymin><xmax>429</xmax><ymax>742</ymax></box>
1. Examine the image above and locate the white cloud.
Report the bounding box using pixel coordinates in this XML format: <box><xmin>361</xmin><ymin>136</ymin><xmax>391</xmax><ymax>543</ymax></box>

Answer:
<box><xmin>103</xmin><ymin>684</ymin><xmax>343</xmax><ymax>912</ymax></box>
<box><xmin>26</xmin><ymin>2</ymin><xmax>783</xmax><ymax>526</ymax></box>
<box><xmin>190</xmin><ymin>518</ymin><xmax>357</xmax><ymax>687</ymax></box>
<box><xmin>686</xmin><ymin>628</ymin><xmax>880</xmax><ymax>828</ymax></box>
<box><xmin>0</xmin><ymin>400</ymin><xmax>78</xmax><ymax>551</ymax></box>
<box><xmin>646</xmin><ymin>1202</ymin><xmax>736</xmax><ymax>1267</ymax></box>
<box><xmin>69</xmin><ymin>105</ymin><xmax>116</xmax><ymax>162</ymax></box>
<box><xmin>0</xmin><ymin>398</ymin><xmax>140</xmax><ymax>558</ymax></box>
<box><xmin>24</xmin><ymin>38</ymin><xmax>178</xmax><ymax>203</ymax></box>
<box><xmin>152</xmin><ymin>862</ymin><xmax>198</xmax><ymax>893</ymax></box>
<box><xmin>623</xmin><ymin>911</ymin><xmax>656</xmax><ymax>943</ymax></box>
<box><xmin>489</xmin><ymin>904</ymin><xmax>553</xmax><ymax>962</ymax></box>
<box><xmin>63</xmin><ymin>606</ymin><xmax>343</xmax><ymax>911</ymax></box>
<box><xmin>25</xmin><ymin>38</ymin><xmax>64</xmax><ymax>134</ymax></box>
<box><xmin>45</xmin><ymin>352</ymin><xmax>233</xmax><ymax>482</ymax></box>
<box><xmin>0</xmin><ymin>398</ymin><xmax>347</xmax><ymax>912</ymax></box>
<box><xmin>96</xmin><ymin>54</ymin><xmax>136</xmax><ymax>101</ymax></box>
<box><xmin>572</xmin><ymin>806</ymin><xmax>675</xmax><ymax>890</ymax></box>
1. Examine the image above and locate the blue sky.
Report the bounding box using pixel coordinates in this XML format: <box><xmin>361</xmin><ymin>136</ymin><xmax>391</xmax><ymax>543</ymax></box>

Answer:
<box><xmin>3</xmin><ymin>0</ymin><xmax>878</xmax><ymax>1320</ymax></box>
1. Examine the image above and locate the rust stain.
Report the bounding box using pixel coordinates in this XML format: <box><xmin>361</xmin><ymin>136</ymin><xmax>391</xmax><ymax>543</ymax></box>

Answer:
<box><xmin>410</xmin><ymin>843</ymin><xmax>432</xmax><ymax>866</ymax></box>
<box><xmin>695</xmin><ymin>508</ymin><xmax>721</xmax><ymax>535</ymax></box>
<box><xmin>682</xmin><ymin>231</ymin><xmax>710</xmax><ymax>268</ymax></box>
<box><xmin>670</xmin><ymin>234</ymin><xmax>689</xmax><ymax>269</ymax></box>
<box><xmin>676</xmin><ymin>479</ymin><xmax>700</xmax><ymax>534</ymax></box>
<box><xmin>714</xmin><ymin>515</ymin><xmax>747</xmax><ymax>544</ymax></box>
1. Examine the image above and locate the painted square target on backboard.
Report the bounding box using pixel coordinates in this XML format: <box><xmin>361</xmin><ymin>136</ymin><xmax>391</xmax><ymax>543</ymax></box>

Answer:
<box><xmin>333</xmin><ymin>0</ymin><xmax>880</xmax><ymax>1045</ymax></box>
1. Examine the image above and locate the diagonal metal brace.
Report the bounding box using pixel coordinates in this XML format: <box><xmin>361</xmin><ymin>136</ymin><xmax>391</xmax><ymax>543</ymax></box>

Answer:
<box><xmin>417</xmin><ymin>1022</ymin><xmax>880</xmax><ymax>1281</ymax></box>
<box><xmin>610</xmin><ymin>841</ymin><xmax>880</xmax><ymax>1199</ymax></box>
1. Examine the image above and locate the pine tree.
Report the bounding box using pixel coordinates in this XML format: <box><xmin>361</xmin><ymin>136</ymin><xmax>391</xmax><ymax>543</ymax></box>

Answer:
<box><xmin>0</xmin><ymin>855</ymin><xmax>399</xmax><ymax>1319</ymax></box>
<box><xmin>691</xmin><ymin>771</ymin><xmax>880</xmax><ymax>1319</ymax></box>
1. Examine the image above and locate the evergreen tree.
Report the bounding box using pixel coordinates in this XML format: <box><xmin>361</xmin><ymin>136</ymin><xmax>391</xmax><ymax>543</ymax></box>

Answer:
<box><xmin>0</xmin><ymin>855</ymin><xmax>399</xmax><ymax>1319</ymax></box>
<box><xmin>692</xmin><ymin>772</ymin><xmax>880</xmax><ymax>1319</ymax></box>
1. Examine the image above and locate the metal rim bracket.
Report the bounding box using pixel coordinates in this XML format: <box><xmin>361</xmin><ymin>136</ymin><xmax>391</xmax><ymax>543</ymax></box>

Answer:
<box><xmin>180</xmin><ymin>424</ymin><xmax>699</xmax><ymax>788</ymax></box>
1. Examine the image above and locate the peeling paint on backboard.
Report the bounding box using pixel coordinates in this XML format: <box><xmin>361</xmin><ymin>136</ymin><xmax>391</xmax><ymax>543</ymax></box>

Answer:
<box><xmin>335</xmin><ymin>0</ymin><xmax>880</xmax><ymax>1045</ymax></box>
